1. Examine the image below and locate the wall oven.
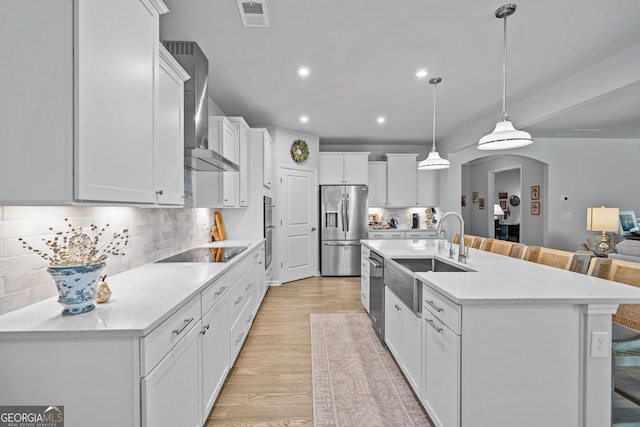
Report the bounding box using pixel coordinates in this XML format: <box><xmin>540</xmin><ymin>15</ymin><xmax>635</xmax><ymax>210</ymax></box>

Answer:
<box><xmin>263</xmin><ymin>196</ymin><xmax>275</xmax><ymax>268</ymax></box>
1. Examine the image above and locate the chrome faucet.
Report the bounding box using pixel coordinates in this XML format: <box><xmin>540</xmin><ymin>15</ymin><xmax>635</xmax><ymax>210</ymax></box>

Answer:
<box><xmin>436</xmin><ymin>211</ymin><xmax>468</xmax><ymax>263</ymax></box>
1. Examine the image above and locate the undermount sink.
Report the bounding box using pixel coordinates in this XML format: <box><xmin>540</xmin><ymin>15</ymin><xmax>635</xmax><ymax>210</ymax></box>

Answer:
<box><xmin>390</xmin><ymin>257</ymin><xmax>473</xmax><ymax>273</ymax></box>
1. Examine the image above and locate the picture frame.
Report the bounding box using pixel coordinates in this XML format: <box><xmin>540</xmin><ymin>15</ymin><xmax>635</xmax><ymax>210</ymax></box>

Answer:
<box><xmin>531</xmin><ymin>201</ymin><xmax>540</xmax><ymax>215</ymax></box>
<box><xmin>531</xmin><ymin>185</ymin><xmax>540</xmax><ymax>201</ymax></box>
<box><xmin>461</xmin><ymin>195</ymin><xmax>466</xmax><ymax>207</ymax></box>
<box><xmin>619</xmin><ymin>210</ymin><xmax>639</xmax><ymax>236</ymax></box>
<box><xmin>472</xmin><ymin>192</ymin><xmax>478</xmax><ymax>203</ymax></box>
<box><xmin>498</xmin><ymin>192</ymin><xmax>508</xmax><ymax>199</ymax></box>
<box><xmin>479</xmin><ymin>198</ymin><xmax>485</xmax><ymax>209</ymax></box>
<box><xmin>499</xmin><ymin>200</ymin><xmax>507</xmax><ymax>211</ymax></box>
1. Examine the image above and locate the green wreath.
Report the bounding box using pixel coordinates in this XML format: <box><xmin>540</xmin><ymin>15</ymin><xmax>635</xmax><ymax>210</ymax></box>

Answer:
<box><xmin>290</xmin><ymin>140</ymin><xmax>309</xmax><ymax>163</ymax></box>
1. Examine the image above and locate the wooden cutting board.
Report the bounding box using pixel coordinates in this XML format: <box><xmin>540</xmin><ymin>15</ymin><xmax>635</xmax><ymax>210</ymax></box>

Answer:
<box><xmin>214</xmin><ymin>211</ymin><xmax>226</xmax><ymax>241</ymax></box>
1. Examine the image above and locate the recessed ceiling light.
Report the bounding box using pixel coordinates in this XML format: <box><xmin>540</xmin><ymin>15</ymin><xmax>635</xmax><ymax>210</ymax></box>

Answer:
<box><xmin>298</xmin><ymin>67</ymin><xmax>310</xmax><ymax>77</ymax></box>
<box><xmin>377</xmin><ymin>116</ymin><xmax>386</xmax><ymax>124</ymax></box>
<box><xmin>300</xmin><ymin>115</ymin><xmax>309</xmax><ymax>123</ymax></box>
<box><xmin>415</xmin><ymin>69</ymin><xmax>428</xmax><ymax>78</ymax></box>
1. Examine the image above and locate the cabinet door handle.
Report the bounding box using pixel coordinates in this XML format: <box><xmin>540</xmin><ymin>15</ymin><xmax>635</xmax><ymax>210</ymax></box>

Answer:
<box><xmin>245</xmin><ymin>283</ymin><xmax>253</xmax><ymax>291</ymax></box>
<box><xmin>156</xmin><ymin>189</ymin><xmax>163</xmax><ymax>195</ymax></box>
<box><xmin>246</xmin><ymin>314</ymin><xmax>253</xmax><ymax>324</ymax></box>
<box><xmin>173</xmin><ymin>318</ymin><xmax>194</xmax><ymax>335</ymax></box>
<box><xmin>235</xmin><ymin>332</ymin><xmax>245</xmax><ymax>344</ymax></box>
<box><xmin>214</xmin><ymin>286</ymin><xmax>227</xmax><ymax>297</ymax></box>
<box><xmin>234</xmin><ymin>296</ymin><xmax>244</xmax><ymax>306</ymax></box>
<box><xmin>425</xmin><ymin>318</ymin><xmax>443</xmax><ymax>333</ymax></box>
<box><xmin>200</xmin><ymin>324</ymin><xmax>210</xmax><ymax>335</ymax></box>
<box><xmin>425</xmin><ymin>299</ymin><xmax>444</xmax><ymax>313</ymax></box>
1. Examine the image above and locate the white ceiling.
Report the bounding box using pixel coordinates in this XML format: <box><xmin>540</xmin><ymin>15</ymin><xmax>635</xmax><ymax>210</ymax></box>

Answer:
<box><xmin>159</xmin><ymin>0</ymin><xmax>640</xmax><ymax>147</ymax></box>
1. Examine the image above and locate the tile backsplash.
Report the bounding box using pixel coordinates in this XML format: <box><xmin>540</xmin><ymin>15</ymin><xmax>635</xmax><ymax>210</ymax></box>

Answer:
<box><xmin>368</xmin><ymin>207</ymin><xmax>442</xmax><ymax>230</ymax></box>
<box><xmin>0</xmin><ymin>206</ymin><xmax>215</xmax><ymax>315</ymax></box>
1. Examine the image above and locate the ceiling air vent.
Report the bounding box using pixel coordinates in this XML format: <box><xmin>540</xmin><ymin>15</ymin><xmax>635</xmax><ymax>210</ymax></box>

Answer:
<box><xmin>236</xmin><ymin>0</ymin><xmax>270</xmax><ymax>28</ymax></box>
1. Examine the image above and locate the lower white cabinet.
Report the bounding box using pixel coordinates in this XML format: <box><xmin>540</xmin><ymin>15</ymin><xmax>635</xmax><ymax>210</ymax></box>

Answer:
<box><xmin>384</xmin><ymin>287</ymin><xmax>421</xmax><ymax>395</ymax></box>
<box><xmin>201</xmin><ymin>298</ymin><xmax>229</xmax><ymax>421</ymax></box>
<box><xmin>422</xmin><ymin>309</ymin><xmax>460</xmax><ymax>427</ymax></box>
<box><xmin>142</xmin><ymin>320</ymin><xmax>202</xmax><ymax>427</ymax></box>
<box><xmin>360</xmin><ymin>246</ymin><xmax>370</xmax><ymax>312</ymax></box>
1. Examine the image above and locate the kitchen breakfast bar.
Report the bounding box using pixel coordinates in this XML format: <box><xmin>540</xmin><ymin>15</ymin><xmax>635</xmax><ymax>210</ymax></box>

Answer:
<box><xmin>362</xmin><ymin>238</ymin><xmax>640</xmax><ymax>427</ymax></box>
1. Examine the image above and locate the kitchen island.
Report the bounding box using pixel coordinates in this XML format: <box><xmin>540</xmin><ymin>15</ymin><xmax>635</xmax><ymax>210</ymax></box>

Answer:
<box><xmin>0</xmin><ymin>239</ymin><xmax>265</xmax><ymax>427</ymax></box>
<box><xmin>361</xmin><ymin>238</ymin><xmax>640</xmax><ymax>427</ymax></box>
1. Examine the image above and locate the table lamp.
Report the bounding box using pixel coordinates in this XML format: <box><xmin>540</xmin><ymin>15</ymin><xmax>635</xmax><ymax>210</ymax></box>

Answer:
<box><xmin>586</xmin><ymin>205</ymin><xmax>619</xmax><ymax>257</ymax></box>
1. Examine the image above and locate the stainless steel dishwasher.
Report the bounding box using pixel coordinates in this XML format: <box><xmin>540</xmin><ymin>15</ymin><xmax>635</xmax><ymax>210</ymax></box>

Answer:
<box><xmin>368</xmin><ymin>250</ymin><xmax>385</xmax><ymax>343</ymax></box>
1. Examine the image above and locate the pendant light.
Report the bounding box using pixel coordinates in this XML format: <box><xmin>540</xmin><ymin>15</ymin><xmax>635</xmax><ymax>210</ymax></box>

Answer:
<box><xmin>418</xmin><ymin>77</ymin><xmax>450</xmax><ymax>170</ymax></box>
<box><xmin>478</xmin><ymin>4</ymin><xmax>532</xmax><ymax>150</ymax></box>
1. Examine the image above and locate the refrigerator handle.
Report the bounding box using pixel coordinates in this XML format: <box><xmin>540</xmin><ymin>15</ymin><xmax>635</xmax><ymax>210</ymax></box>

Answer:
<box><xmin>345</xmin><ymin>193</ymin><xmax>350</xmax><ymax>231</ymax></box>
<box><xmin>341</xmin><ymin>193</ymin><xmax>345</xmax><ymax>232</ymax></box>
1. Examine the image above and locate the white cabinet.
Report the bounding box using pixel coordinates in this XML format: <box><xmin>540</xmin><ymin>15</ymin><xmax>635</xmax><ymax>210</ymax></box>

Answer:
<box><xmin>155</xmin><ymin>45</ymin><xmax>189</xmax><ymax>205</ymax></box>
<box><xmin>385</xmin><ymin>287</ymin><xmax>422</xmax><ymax>396</ymax></box>
<box><xmin>142</xmin><ymin>320</ymin><xmax>202</xmax><ymax>427</ymax></box>
<box><xmin>386</xmin><ymin>154</ymin><xmax>417</xmax><ymax>207</ymax></box>
<box><xmin>263</xmin><ymin>131</ymin><xmax>273</xmax><ymax>189</ymax></box>
<box><xmin>0</xmin><ymin>0</ymin><xmax>169</xmax><ymax>205</ymax></box>
<box><xmin>255</xmin><ymin>245</ymin><xmax>267</xmax><ymax>303</ymax></box>
<box><xmin>222</xmin><ymin>171</ymin><xmax>239</xmax><ymax>207</ymax></box>
<box><xmin>416</xmin><ymin>167</ymin><xmax>438</xmax><ymax>207</ymax></box>
<box><xmin>226</xmin><ymin>117</ymin><xmax>250</xmax><ymax>207</ymax></box>
<box><xmin>209</xmin><ymin>117</ymin><xmax>239</xmax><ymax>164</ymax></box>
<box><xmin>368</xmin><ymin>161</ymin><xmax>387</xmax><ymax>206</ymax></box>
<box><xmin>320</xmin><ymin>152</ymin><xmax>369</xmax><ymax>185</ymax></box>
<box><xmin>361</xmin><ymin>246</ymin><xmax>370</xmax><ymax>312</ymax></box>
<box><xmin>369</xmin><ymin>231</ymin><xmax>406</xmax><ymax>239</ymax></box>
<box><xmin>237</xmin><ymin>120</ymin><xmax>250</xmax><ymax>207</ymax></box>
<box><xmin>405</xmin><ymin>230</ymin><xmax>439</xmax><ymax>239</ymax></box>
<box><xmin>201</xmin><ymin>297</ymin><xmax>229</xmax><ymax>422</ymax></box>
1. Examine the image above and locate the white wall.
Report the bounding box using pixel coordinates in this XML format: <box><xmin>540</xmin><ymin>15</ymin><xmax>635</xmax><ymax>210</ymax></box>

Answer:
<box><xmin>0</xmin><ymin>206</ymin><xmax>214</xmax><ymax>314</ymax></box>
<box><xmin>444</xmin><ymin>138</ymin><xmax>640</xmax><ymax>251</ymax></box>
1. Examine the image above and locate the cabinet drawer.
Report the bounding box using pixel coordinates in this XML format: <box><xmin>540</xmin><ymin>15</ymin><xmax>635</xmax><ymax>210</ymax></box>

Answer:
<box><xmin>201</xmin><ymin>277</ymin><xmax>230</xmax><ymax>314</ymax></box>
<box><xmin>227</xmin><ymin>267</ymin><xmax>257</xmax><ymax>323</ymax></box>
<box><xmin>229</xmin><ymin>296</ymin><xmax>255</xmax><ymax>361</ymax></box>
<box><xmin>406</xmin><ymin>231</ymin><xmax>438</xmax><ymax>239</ymax></box>
<box><xmin>141</xmin><ymin>295</ymin><xmax>201</xmax><ymax>375</ymax></box>
<box><xmin>422</xmin><ymin>284</ymin><xmax>461</xmax><ymax>335</ymax></box>
<box><xmin>369</xmin><ymin>231</ymin><xmax>405</xmax><ymax>239</ymax></box>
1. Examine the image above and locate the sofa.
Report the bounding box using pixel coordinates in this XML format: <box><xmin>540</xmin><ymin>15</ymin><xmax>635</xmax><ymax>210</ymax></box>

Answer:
<box><xmin>578</xmin><ymin>234</ymin><xmax>640</xmax><ymax>262</ymax></box>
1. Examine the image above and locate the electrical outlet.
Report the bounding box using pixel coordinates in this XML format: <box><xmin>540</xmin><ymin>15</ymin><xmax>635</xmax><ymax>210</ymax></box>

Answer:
<box><xmin>590</xmin><ymin>331</ymin><xmax>609</xmax><ymax>358</ymax></box>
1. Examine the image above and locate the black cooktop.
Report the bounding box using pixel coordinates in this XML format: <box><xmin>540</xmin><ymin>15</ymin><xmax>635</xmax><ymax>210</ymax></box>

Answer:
<box><xmin>156</xmin><ymin>246</ymin><xmax>247</xmax><ymax>263</ymax></box>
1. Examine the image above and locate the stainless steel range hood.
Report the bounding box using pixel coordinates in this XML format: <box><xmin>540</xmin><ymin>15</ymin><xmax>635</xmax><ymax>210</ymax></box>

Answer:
<box><xmin>162</xmin><ymin>41</ymin><xmax>238</xmax><ymax>172</ymax></box>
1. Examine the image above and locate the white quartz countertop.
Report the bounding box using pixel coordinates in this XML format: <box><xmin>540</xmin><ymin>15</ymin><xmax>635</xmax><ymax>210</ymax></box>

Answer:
<box><xmin>362</xmin><ymin>239</ymin><xmax>640</xmax><ymax>305</ymax></box>
<box><xmin>0</xmin><ymin>239</ymin><xmax>263</xmax><ymax>338</ymax></box>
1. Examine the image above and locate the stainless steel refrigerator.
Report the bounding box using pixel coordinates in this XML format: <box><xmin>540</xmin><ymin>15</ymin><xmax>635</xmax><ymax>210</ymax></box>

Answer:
<box><xmin>320</xmin><ymin>185</ymin><xmax>368</xmax><ymax>276</ymax></box>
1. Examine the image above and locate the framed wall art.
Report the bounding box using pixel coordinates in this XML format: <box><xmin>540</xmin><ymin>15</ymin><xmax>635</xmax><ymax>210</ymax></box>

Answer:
<box><xmin>531</xmin><ymin>201</ymin><xmax>540</xmax><ymax>215</ymax></box>
<box><xmin>498</xmin><ymin>192</ymin><xmax>508</xmax><ymax>199</ymax></box>
<box><xmin>531</xmin><ymin>185</ymin><xmax>540</xmax><ymax>200</ymax></box>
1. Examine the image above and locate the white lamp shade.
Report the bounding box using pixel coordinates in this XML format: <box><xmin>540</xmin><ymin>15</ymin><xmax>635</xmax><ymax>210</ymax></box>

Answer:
<box><xmin>587</xmin><ymin>207</ymin><xmax>619</xmax><ymax>232</ymax></box>
<box><xmin>418</xmin><ymin>150</ymin><xmax>450</xmax><ymax>170</ymax></box>
<box><xmin>494</xmin><ymin>204</ymin><xmax>504</xmax><ymax>216</ymax></box>
<box><xmin>478</xmin><ymin>120</ymin><xmax>533</xmax><ymax>150</ymax></box>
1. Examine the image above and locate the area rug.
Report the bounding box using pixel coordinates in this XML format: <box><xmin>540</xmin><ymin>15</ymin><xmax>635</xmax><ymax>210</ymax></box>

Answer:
<box><xmin>311</xmin><ymin>313</ymin><xmax>433</xmax><ymax>427</ymax></box>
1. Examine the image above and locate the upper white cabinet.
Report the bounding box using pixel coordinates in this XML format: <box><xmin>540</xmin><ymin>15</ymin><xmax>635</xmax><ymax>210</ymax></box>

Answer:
<box><xmin>386</xmin><ymin>154</ymin><xmax>417</xmax><ymax>207</ymax></box>
<box><xmin>416</xmin><ymin>166</ymin><xmax>438</xmax><ymax>207</ymax></box>
<box><xmin>0</xmin><ymin>0</ymin><xmax>172</xmax><ymax>205</ymax></box>
<box><xmin>155</xmin><ymin>45</ymin><xmax>190</xmax><ymax>205</ymax></box>
<box><xmin>263</xmin><ymin>131</ymin><xmax>273</xmax><ymax>189</ymax></box>
<box><xmin>367</xmin><ymin>161</ymin><xmax>387</xmax><ymax>206</ymax></box>
<box><xmin>320</xmin><ymin>152</ymin><xmax>369</xmax><ymax>185</ymax></box>
<box><xmin>226</xmin><ymin>117</ymin><xmax>250</xmax><ymax>208</ymax></box>
<box><xmin>209</xmin><ymin>117</ymin><xmax>239</xmax><ymax>165</ymax></box>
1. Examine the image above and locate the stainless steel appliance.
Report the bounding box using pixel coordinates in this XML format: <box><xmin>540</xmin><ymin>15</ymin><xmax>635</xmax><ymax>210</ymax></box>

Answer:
<box><xmin>368</xmin><ymin>250</ymin><xmax>385</xmax><ymax>343</ymax></box>
<box><xmin>320</xmin><ymin>185</ymin><xmax>368</xmax><ymax>276</ymax></box>
<box><xmin>264</xmin><ymin>196</ymin><xmax>275</xmax><ymax>268</ymax></box>
<box><xmin>156</xmin><ymin>246</ymin><xmax>247</xmax><ymax>263</ymax></box>
<box><xmin>162</xmin><ymin>41</ymin><xmax>238</xmax><ymax>172</ymax></box>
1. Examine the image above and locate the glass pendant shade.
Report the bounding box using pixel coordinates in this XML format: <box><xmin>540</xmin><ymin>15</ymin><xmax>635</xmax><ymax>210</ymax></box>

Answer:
<box><xmin>418</xmin><ymin>149</ymin><xmax>450</xmax><ymax>170</ymax></box>
<box><xmin>478</xmin><ymin>120</ymin><xmax>533</xmax><ymax>150</ymax></box>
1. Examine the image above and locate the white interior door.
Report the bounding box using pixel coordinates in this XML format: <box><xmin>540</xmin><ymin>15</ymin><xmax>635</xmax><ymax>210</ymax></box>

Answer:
<box><xmin>280</xmin><ymin>166</ymin><xmax>317</xmax><ymax>283</ymax></box>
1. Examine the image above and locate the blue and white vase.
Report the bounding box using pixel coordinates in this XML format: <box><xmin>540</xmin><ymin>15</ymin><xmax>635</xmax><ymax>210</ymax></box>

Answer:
<box><xmin>47</xmin><ymin>262</ymin><xmax>106</xmax><ymax>315</ymax></box>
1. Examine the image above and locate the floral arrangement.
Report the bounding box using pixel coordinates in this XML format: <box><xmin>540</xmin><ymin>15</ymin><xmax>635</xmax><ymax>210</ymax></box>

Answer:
<box><xmin>19</xmin><ymin>218</ymin><xmax>129</xmax><ymax>267</ymax></box>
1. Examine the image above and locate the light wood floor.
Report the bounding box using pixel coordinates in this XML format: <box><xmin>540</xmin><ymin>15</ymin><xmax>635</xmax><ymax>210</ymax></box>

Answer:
<box><xmin>206</xmin><ymin>276</ymin><xmax>365</xmax><ymax>426</ymax></box>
